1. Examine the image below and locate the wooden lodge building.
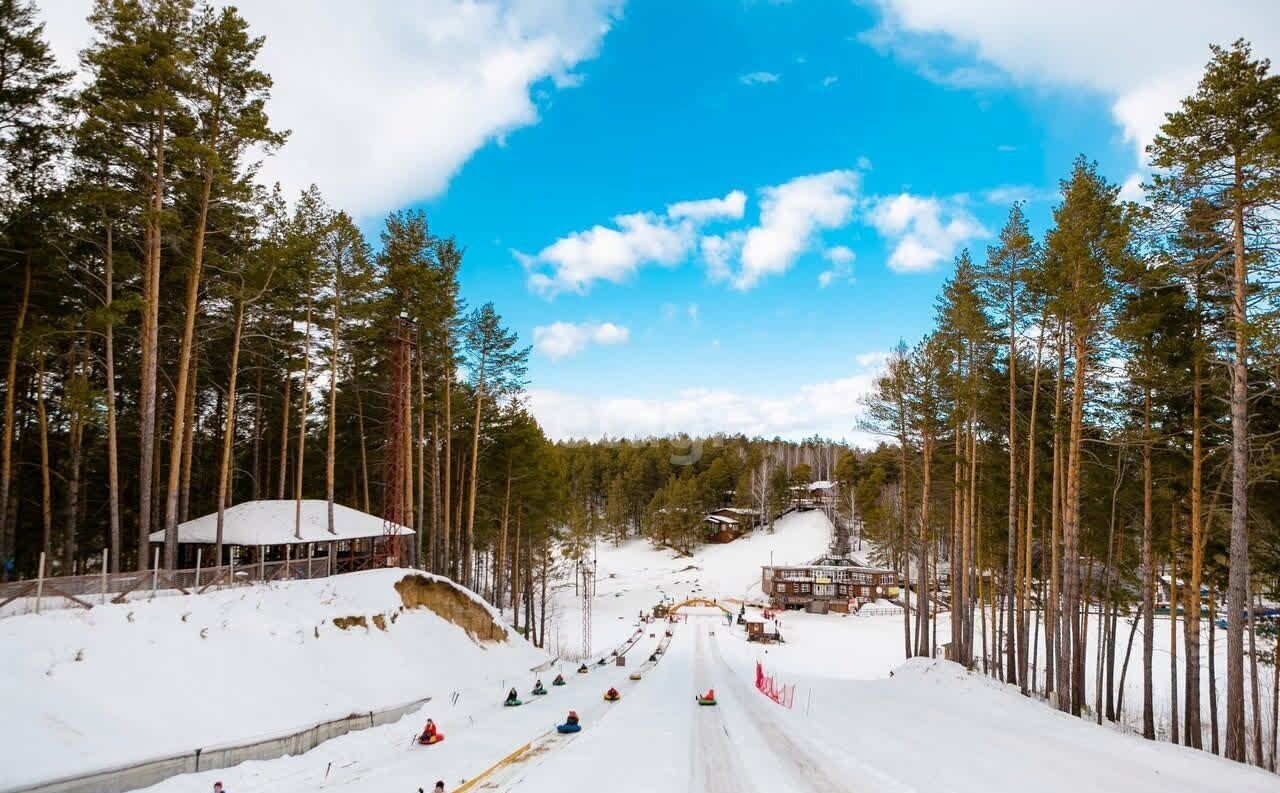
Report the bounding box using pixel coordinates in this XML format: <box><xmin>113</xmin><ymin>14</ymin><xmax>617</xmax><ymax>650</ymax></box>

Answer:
<box><xmin>761</xmin><ymin>554</ymin><xmax>898</xmax><ymax>613</ymax></box>
<box><xmin>701</xmin><ymin>507</ymin><xmax>763</xmax><ymax>543</ymax></box>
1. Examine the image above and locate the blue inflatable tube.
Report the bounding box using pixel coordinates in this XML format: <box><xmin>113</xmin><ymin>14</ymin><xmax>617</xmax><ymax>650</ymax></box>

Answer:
<box><xmin>556</xmin><ymin>723</ymin><xmax>582</xmax><ymax>734</ymax></box>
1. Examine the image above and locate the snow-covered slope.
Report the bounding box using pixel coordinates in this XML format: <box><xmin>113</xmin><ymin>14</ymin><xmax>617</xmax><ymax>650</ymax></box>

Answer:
<box><xmin>544</xmin><ymin>509</ymin><xmax>832</xmax><ymax>660</ymax></box>
<box><xmin>0</xmin><ymin>568</ymin><xmax>547</xmax><ymax>790</ymax></box>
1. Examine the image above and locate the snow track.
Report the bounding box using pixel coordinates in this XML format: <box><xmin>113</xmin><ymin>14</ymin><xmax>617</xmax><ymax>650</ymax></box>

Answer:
<box><xmin>705</xmin><ymin>631</ymin><xmax>849</xmax><ymax>793</ymax></box>
<box><xmin>691</xmin><ymin>629</ymin><xmax>749</xmax><ymax>793</ymax></box>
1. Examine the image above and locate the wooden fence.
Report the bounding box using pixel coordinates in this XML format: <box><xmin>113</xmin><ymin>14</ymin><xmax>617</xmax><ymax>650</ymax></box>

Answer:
<box><xmin>0</xmin><ymin>548</ymin><xmax>390</xmax><ymax>615</ymax></box>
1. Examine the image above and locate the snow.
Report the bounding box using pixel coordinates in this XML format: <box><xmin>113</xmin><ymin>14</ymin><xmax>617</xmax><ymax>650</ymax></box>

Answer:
<box><xmin>146</xmin><ymin>499</ymin><xmax>413</xmax><ymax>546</ymax></box>
<box><xmin>12</xmin><ymin>508</ymin><xmax>1279</xmax><ymax>793</ymax></box>
<box><xmin>807</xmin><ymin>480</ymin><xmax>835</xmax><ymax>490</ymax></box>
<box><xmin>0</xmin><ymin>568</ymin><xmax>543</xmax><ymax>790</ymax></box>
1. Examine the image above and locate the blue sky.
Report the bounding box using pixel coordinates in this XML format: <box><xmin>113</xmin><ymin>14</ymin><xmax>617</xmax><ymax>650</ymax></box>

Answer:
<box><xmin>42</xmin><ymin>0</ymin><xmax>1280</xmax><ymax>442</ymax></box>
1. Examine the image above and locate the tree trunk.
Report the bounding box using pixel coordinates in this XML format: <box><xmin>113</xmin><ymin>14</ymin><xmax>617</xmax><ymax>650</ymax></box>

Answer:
<box><xmin>442</xmin><ymin>358</ymin><xmax>452</xmax><ymax>577</ymax></box>
<box><xmin>162</xmin><ymin>159</ymin><xmax>215</xmax><ymax>568</ymax></box>
<box><xmin>277</xmin><ymin>360</ymin><xmax>292</xmax><ymax>501</ymax></box>
<box><xmin>215</xmin><ymin>301</ymin><xmax>247</xmax><ymax>564</ymax></box>
<box><xmin>138</xmin><ymin>110</ymin><xmax>167</xmax><ymax>572</ymax></box>
<box><xmin>294</xmin><ymin>270</ymin><xmax>313</xmax><ymax>539</ymax></box>
<box><xmin>327</xmin><ymin>258</ymin><xmax>341</xmax><ymax>537</ymax></box>
<box><xmin>1170</xmin><ymin>528</ymin><xmax>1181</xmax><ymax>744</ymax></box>
<box><xmin>1248</xmin><ymin>587</ymin><xmax>1263</xmax><ymax>766</ymax></box>
<box><xmin>1006</xmin><ymin>313</ymin><xmax>1019</xmax><ymax>688</ymax></box>
<box><xmin>464</xmin><ymin>375</ymin><xmax>484</xmax><ymax>588</ymax></box>
<box><xmin>1021</xmin><ymin>317</ymin><xmax>1046</xmax><ymax>693</ymax></box>
<box><xmin>416</xmin><ymin>335</ymin><xmax>426</xmax><ymax>562</ymax></box>
<box><xmin>356</xmin><ymin>387</ymin><xmax>370</xmax><ymax>513</ymax></box>
<box><xmin>251</xmin><ymin>365</ymin><xmax>263</xmax><ymax>502</ymax></box>
<box><xmin>36</xmin><ymin>352</ymin><xmax>51</xmax><ymax>563</ymax></box>
<box><xmin>103</xmin><ymin>222</ymin><xmax>121</xmax><ymax>572</ymax></box>
<box><xmin>1062</xmin><ymin>331</ymin><xmax>1087</xmax><ymax>715</ymax></box>
<box><xmin>1184</xmin><ymin>289</ymin><xmax>1205</xmax><ymax>748</ymax></box>
<box><xmin>62</xmin><ymin>343</ymin><xmax>86</xmax><ymax>572</ymax></box>
<box><xmin>1224</xmin><ymin>160</ymin><xmax>1250</xmax><ymax>763</ymax></box>
<box><xmin>179</xmin><ymin>344</ymin><xmax>198</xmax><ymax>524</ymax></box>
<box><xmin>1141</xmin><ymin>383</ymin><xmax>1155</xmax><ymax>739</ymax></box>
<box><xmin>1210</xmin><ymin>578</ymin><xmax>1221</xmax><ymax>754</ymax></box>
<box><xmin>0</xmin><ymin>261</ymin><xmax>30</xmax><ymax>575</ymax></box>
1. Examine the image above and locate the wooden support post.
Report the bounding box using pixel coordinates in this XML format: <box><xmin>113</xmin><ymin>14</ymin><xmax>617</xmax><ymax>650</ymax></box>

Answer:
<box><xmin>101</xmin><ymin>549</ymin><xmax>108</xmax><ymax>605</ymax></box>
<box><xmin>151</xmin><ymin>547</ymin><xmax>160</xmax><ymax>600</ymax></box>
<box><xmin>285</xmin><ymin>544</ymin><xmax>291</xmax><ymax>580</ymax></box>
<box><xmin>35</xmin><ymin>552</ymin><xmax>45</xmax><ymax>615</ymax></box>
<box><xmin>259</xmin><ymin>545</ymin><xmax>264</xmax><ymax>582</ymax></box>
<box><xmin>195</xmin><ymin>548</ymin><xmax>202</xmax><ymax>591</ymax></box>
<box><xmin>308</xmin><ymin>544</ymin><xmax>313</xmax><ymax>580</ymax></box>
<box><xmin>327</xmin><ymin>542</ymin><xmax>333</xmax><ymax>577</ymax></box>
<box><xmin>229</xmin><ymin>554</ymin><xmax>235</xmax><ymax>591</ymax></box>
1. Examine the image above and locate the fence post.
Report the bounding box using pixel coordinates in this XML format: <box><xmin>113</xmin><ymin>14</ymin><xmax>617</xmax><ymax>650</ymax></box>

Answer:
<box><xmin>195</xmin><ymin>548</ymin><xmax>202</xmax><ymax>591</ymax></box>
<box><xmin>151</xmin><ymin>547</ymin><xmax>160</xmax><ymax>600</ymax></box>
<box><xmin>35</xmin><ymin>552</ymin><xmax>45</xmax><ymax>615</ymax></box>
<box><xmin>101</xmin><ymin>548</ymin><xmax>108</xmax><ymax>605</ymax></box>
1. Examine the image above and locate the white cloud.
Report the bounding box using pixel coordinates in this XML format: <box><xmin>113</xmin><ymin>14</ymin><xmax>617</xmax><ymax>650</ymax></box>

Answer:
<box><xmin>817</xmin><ymin>245</ymin><xmax>856</xmax><ymax>287</ymax></box>
<box><xmin>667</xmin><ymin>190</ymin><xmax>747</xmax><ymax>222</ymax></box>
<box><xmin>860</xmin><ymin>1</ymin><xmax>1280</xmax><ymax>164</ymax></box>
<box><xmin>528</xmin><ymin>372</ymin><xmax>880</xmax><ymax>443</ymax></box>
<box><xmin>1118</xmin><ymin>173</ymin><xmax>1146</xmax><ymax>204</ymax></box>
<box><xmin>740</xmin><ymin>71</ymin><xmax>781</xmax><ymax>85</ymax></box>
<box><xmin>822</xmin><ymin>75</ymin><xmax>839</xmax><ymax>87</ymax></box>
<box><xmin>532</xmin><ymin>321</ymin><xmax>630</xmax><ymax>361</ymax></box>
<box><xmin>699</xmin><ymin>232</ymin><xmax>743</xmax><ymax>283</ymax></box>
<box><xmin>982</xmin><ymin>184</ymin><xmax>1056</xmax><ymax>205</ymax></box>
<box><xmin>525</xmin><ymin>212</ymin><xmax>696</xmax><ymax>296</ymax></box>
<box><xmin>855</xmin><ymin>350</ymin><xmax>890</xmax><ymax>368</ymax></box>
<box><xmin>524</xmin><ymin>189</ymin><xmax>754</xmax><ymax>296</ymax></box>
<box><xmin>730</xmin><ymin>170</ymin><xmax>862</xmax><ymax>290</ymax></box>
<box><xmin>38</xmin><ymin>1</ymin><xmax>621</xmax><ymax>218</ymax></box>
<box><xmin>868</xmin><ymin>193</ymin><xmax>988</xmax><ymax>273</ymax></box>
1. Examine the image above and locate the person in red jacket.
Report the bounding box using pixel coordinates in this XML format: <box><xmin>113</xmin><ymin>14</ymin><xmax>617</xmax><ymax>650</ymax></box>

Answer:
<box><xmin>418</xmin><ymin>718</ymin><xmax>444</xmax><ymax>744</ymax></box>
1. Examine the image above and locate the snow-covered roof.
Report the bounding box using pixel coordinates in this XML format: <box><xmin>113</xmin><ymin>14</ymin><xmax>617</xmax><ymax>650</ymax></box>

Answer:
<box><xmin>715</xmin><ymin>507</ymin><xmax>759</xmax><ymax>516</ymax></box>
<box><xmin>808</xmin><ymin>480</ymin><xmax>835</xmax><ymax>491</ymax></box>
<box><xmin>149</xmin><ymin>500</ymin><xmax>413</xmax><ymax>546</ymax></box>
<box><xmin>703</xmin><ymin>514</ymin><xmax>739</xmax><ymax>525</ymax></box>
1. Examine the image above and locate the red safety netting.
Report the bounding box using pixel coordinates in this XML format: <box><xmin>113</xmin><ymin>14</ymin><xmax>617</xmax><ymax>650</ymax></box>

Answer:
<box><xmin>754</xmin><ymin>661</ymin><xmax>795</xmax><ymax>709</ymax></box>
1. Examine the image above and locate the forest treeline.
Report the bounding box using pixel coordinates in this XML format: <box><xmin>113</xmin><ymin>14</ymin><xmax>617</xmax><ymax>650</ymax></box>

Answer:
<box><xmin>0</xmin><ymin>0</ymin><xmax>856</xmax><ymax>646</ymax></box>
<box><xmin>852</xmin><ymin>40</ymin><xmax>1280</xmax><ymax>769</ymax></box>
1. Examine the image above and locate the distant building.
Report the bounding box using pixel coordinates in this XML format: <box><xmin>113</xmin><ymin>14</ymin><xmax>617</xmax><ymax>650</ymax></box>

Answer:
<box><xmin>701</xmin><ymin>507</ymin><xmax>763</xmax><ymax>543</ymax></box>
<box><xmin>760</xmin><ymin>554</ymin><xmax>898</xmax><ymax>613</ymax></box>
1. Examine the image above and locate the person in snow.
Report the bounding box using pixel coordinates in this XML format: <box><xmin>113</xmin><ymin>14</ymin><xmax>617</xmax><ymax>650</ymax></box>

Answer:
<box><xmin>565</xmin><ymin>710</ymin><xmax>580</xmax><ymax>726</ymax></box>
<box><xmin>212</xmin><ymin>783</ymin><xmax>226</xmax><ymax>793</ymax></box>
<box><xmin>506</xmin><ymin>687</ymin><xmax>519</xmax><ymax>702</ymax></box>
<box><xmin>553</xmin><ymin>673</ymin><xmax>566</xmax><ymax>685</ymax></box>
<box><xmin>701</xmin><ymin>688</ymin><xmax>715</xmax><ymax>701</ymax></box>
<box><xmin>419</xmin><ymin>718</ymin><xmax>442</xmax><ymax>744</ymax></box>
<box><xmin>604</xmin><ymin>686</ymin><xmax>620</xmax><ymax>700</ymax></box>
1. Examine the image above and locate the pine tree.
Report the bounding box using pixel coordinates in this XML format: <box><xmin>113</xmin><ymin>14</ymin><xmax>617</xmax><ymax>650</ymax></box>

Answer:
<box><xmin>1148</xmin><ymin>39</ymin><xmax>1280</xmax><ymax>762</ymax></box>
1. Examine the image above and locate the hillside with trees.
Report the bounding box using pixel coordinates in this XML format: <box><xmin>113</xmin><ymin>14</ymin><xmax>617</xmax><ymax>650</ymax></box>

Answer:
<box><xmin>853</xmin><ymin>40</ymin><xmax>1280</xmax><ymax>769</ymax></box>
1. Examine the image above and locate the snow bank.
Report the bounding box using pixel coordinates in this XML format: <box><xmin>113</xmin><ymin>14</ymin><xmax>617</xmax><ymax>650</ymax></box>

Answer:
<box><xmin>0</xmin><ymin>568</ymin><xmax>547</xmax><ymax>790</ymax></box>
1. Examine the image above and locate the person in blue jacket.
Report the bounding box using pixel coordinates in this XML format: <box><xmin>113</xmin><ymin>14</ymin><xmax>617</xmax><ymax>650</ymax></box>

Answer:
<box><xmin>557</xmin><ymin>710</ymin><xmax>582</xmax><ymax>733</ymax></box>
